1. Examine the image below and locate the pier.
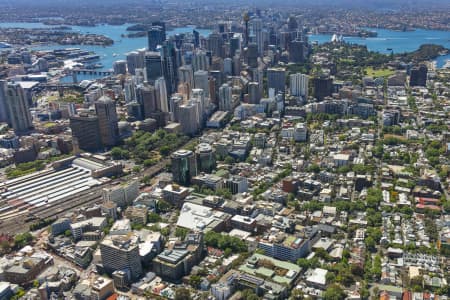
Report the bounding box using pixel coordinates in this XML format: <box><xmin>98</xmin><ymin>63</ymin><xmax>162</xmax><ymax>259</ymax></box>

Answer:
<box><xmin>73</xmin><ymin>69</ymin><xmax>113</xmax><ymax>76</ymax></box>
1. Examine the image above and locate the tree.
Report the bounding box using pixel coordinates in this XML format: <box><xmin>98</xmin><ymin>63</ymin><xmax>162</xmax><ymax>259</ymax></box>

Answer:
<box><xmin>174</xmin><ymin>287</ymin><xmax>191</xmax><ymax>300</ymax></box>
<box><xmin>148</xmin><ymin>212</ymin><xmax>162</xmax><ymax>223</ymax></box>
<box><xmin>64</xmin><ymin>230</ymin><xmax>72</xmax><ymax>237</ymax></box>
<box><xmin>160</xmin><ymin>227</ymin><xmax>170</xmax><ymax>236</ymax></box>
<box><xmin>241</xmin><ymin>289</ymin><xmax>260</xmax><ymax>300</ymax></box>
<box><xmin>14</xmin><ymin>232</ymin><xmax>33</xmax><ymax>249</ymax></box>
<box><xmin>157</xmin><ymin>199</ymin><xmax>171</xmax><ymax>213</ymax></box>
<box><xmin>189</xmin><ymin>275</ymin><xmax>202</xmax><ymax>288</ymax></box>
<box><xmin>290</xmin><ymin>288</ymin><xmax>305</xmax><ymax>300</ymax></box>
<box><xmin>322</xmin><ymin>284</ymin><xmax>346</xmax><ymax>300</ymax></box>
<box><xmin>175</xmin><ymin>227</ymin><xmax>189</xmax><ymax>240</ymax></box>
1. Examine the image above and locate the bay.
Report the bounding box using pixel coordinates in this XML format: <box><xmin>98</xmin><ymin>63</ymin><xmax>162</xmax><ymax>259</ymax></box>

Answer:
<box><xmin>309</xmin><ymin>28</ymin><xmax>450</xmax><ymax>68</ymax></box>
<box><xmin>0</xmin><ymin>22</ymin><xmax>212</xmax><ymax>73</ymax></box>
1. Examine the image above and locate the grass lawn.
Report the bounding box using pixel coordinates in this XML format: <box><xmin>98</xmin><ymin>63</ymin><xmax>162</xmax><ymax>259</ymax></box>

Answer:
<box><xmin>365</xmin><ymin>67</ymin><xmax>394</xmax><ymax>77</ymax></box>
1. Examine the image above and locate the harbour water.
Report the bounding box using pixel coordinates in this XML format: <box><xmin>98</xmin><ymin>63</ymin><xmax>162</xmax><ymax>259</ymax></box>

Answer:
<box><xmin>309</xmin><ymin>28</ymin><xmax>450</xmax><ymax>68</ymax></box>
<box><xmin>0</xmin><ymin>22</ymin><xmax>212</xmax><ymax>73</ymax></box>
<box><xmin>0</xmin><ymin>22</ymin><xmax>449</xmax><ymax>80</ymax></box>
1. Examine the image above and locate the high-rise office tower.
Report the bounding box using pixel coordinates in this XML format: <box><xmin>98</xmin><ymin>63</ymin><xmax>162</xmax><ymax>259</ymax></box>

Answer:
<box><xmin>233</xmin><ymin>55</ymin><xmax>241</xmax><ymax>76</ymax></box>
<box><xmin>410</xmin><ymin>64</ymin><xmax>427</xmax><ymax>87</ymax></box>
<box><xmin>243</xmin><ymin>12</ymin><xmax>250</xmax><ymax>47</ymax></box>
<box><xmin>136</xmin><ymin>84</ymin><xmax>157</xmax><ymax>119</ymax></box>
<box><xmin>246</xmin><ymin>43</ymin><xmax>258</xmax><ymax>68</ymax></box>
<box><xmin>155</xmin><ymin>77</ymin><xmax>169</xmax><ymax>112</ymax></box>
<box><xmin>287</xmin><ymin>16</ymin><xmax>298</xmax><ymax>32</ymax></box>
<box><xmin>196</xmin><ymin>143</ymin><xmax>216</xmax><ymax>173</ymax></box>
<box><xmin>126</xmin><ymin>102</ymin><xmax>142</xmax><ymax>121</ymax></box>
<box><xmin>192</xmin><ymin>50</ymin><xmax>209</xmax><ymax>72</ymax></box>
<box><xmin>95</xmin><ymin>96</ymin><xmax>119</xmax><ymax>147</ymax></box>
<box><xmin>113</xmin><ymin>60</ymin><xmax>127</xmax><ymax>75</ymax></box>
<box><xmin>124</xmin><ymin>79</ymin><xmax>136</xmax><ymax>103</ymax></box>
<box><xmin>251</xmin><ymin>18</ymin><xmax>264</xmax><ymax>55</ymax></box>
<box><xmin>0</xmin><ymin>81</ymin><xmax>9</xmax><ymax>123</ymax></box>
<box><xmin>230</xmin><ymin>36</ymin><xmax>241</xmax><ymax>58</ymax></box>
<box><xmin>248</xmin><ymin>82</ymin><xmax>261</xmax><ymax>104</ymax></box>
<box><xmin>192</xmin><ymin>88</ymin><xmax>207</xmax><ymax>125</ymax></box>
<box><xmin>4</xmin><ymin>83</ymin><xmax>33</xmax><ymax>134</ymax></box>
<box><xmin>126</xmin><ymin>51</ymin><xmax>144</xmax><ymax>75</ymax></box>
<box><xmin>179</xmin><ymin>102</ymin><xmax>200</xmax><ymax>136</ymax></box>
<box><xmin>147</xmin><ymin>26</ymin><xmax>166</xmax><ymax>51</ymax></box>
<box><xmin>267</xmin><ymin>67</ymin><xmax>286</xmax><ymax>95</ymax></box>
<box><xmin>313</xmin><ymin>75</ymin><xmax>333</xmax><ymax>101</ymax></box>
<box><xmin>70</xmin><ymin>114</ymin><xmax>102</xmax><ymax>152</ymax></box>
<box><xmin>178</xmin><ymin>65</ymin><xmax>194</xmax><ymax>97</ymax></box>
<box><xmin>171</xmin><ymin>149</ymin><xmax>198</xmax><ymax>185</ymax></box>
<box><xmin>194</xmin><ymin>70</ymin><xmax>209</xmax><ymax>98</ymax></box>
<box><xmin>290</xmin><ymin>73</ymin><xmax>309</xmax><ymax>98</ymax></box>
<box><xmin>160</xmin><ymin>41</ymin><xmax>177</xmax><ymax>94</ymax></box>
<box><xmin>144</xmin><ymin>52</ymin><xmax>163</xmax><ymax>83</ymax></box>
<box><xmin>219</xmin><ymin>84</ymin><xmax>232</xmax><ymax>112</ymax></box>
<box><xmin>152</xmin><ymin>21</ymin><xmax>166</xmax><ymax>36</ymax></box>
<box><xmin>208</xmin><ymin>33</ymin><xmax>224</xmax><ymax>58</ymax></box>
<box><xmin>193</xmin><ymin>30</ymin><xmax>200</xmax><ymax>48</ymax></box>
<box><xmin>170</xmin><ymin>94</ymin><xmax>183</xmax><ymax>122</ymax></box>
<box><xmin>288</xmin><ymin>39</ymin><xmax>307</xmax><ymax>63</ymax></box>
<box><xmin>100</xmin><ymin>234</ymin><xmax>143</xmax><ymax>281</ymax></box>
<box><xmin>223</xmin><ymin>58</ymin><xmax>233</xmax><ymax>76</ymax></box>
<box><xmin>134</xmin><ymin>68</ymin><xmax>146</xmax><ymax>85</ymax></box>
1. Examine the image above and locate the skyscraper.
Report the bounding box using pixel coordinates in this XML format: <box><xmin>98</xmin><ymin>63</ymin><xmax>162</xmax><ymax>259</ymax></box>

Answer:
<box><xmin>410</xmin><ymin>64</ymin><xmax>427</xmax><ymax>87</ymax></box>
<box><xmin>223</xmin><ymin>58</ymin><xmax>233</xmax><ymax>76</ymax></box>
<box><xmin>136</xmin><ymin>84</ymin><xmax>157</xmax><ymax>119</ymax></box>
<box><xmin>155</xmin><ymin>77</ymin><xmax>169</xmax><ymax>112</ymax></box>
<box><xmin>170</xmin><ymin>94</ymin><xmax>183</xmax><ymax>122</ymax></box>
<box><xmin>246</xmin><ymin>43</ymin><xmax>258</xmax><ymax>68</ymax></box>
<box><xmin>196</xmin><ymin>143</ymin><xmax>216</xmax><ymax>173</ymax></box>
<box><xmin>4</xmin><ymin>83</ymin><xmax>33</xmax><ymax>134</ymax></box>
<box><xmin>230</xmin><ymin>36</ymin><xmax>241</xmax><ymax>58</ymax></box>
<box><xmin>248</xmin><ymin>82</ymin><xmax>261</xmax><ymax>104</ymax></box>
<box><xmin>0</xmin><ymin>81</ymin><xmax>9</xmax><ymax>123</ymax></box>
<box><xmin>171</xmin><ymin>149</ymin><xmax>198</xmax><ymax>185</ymax></box>
<box><xmin>194</xmin><ymin>70</ymin><xmax>210</xmax><ymax>98</ymax></box>
<box><xmin>113</xmin><ymin>60</ymin><xmax>127</xmax><ymax>75</ymax></box>
<box><xmin>70</xmin><ymin>114</ymin><xmax>102</xmax><ymax>152</ymax></box>
<box><xmin>178</xmin><ymin>65</ymin><xmax>194</xmax><ymax>97</ymax></box>
<box><xmin>192</xmin><ymin>50</ymin><xmax>209</xmax><ymax>72</ymax></box>
<box><xmin>219</xmin><ymin>84</ymin><xmax>232</xmax><ymax>111</ymax></box>
<box><xmin>288</xmin><ymin>39</ymin><xmax>307</xmax><ymax>63</ymax></box>
<box><xmin>290</xmin><ymin>73</ymin><xmax>309</xmax><ymax>98</ymax></box>
<box><xmin>126</xmin><ymin>51</ymin><xmax>144</xmax><ymax>75</ymax></box>
<box><xmin>267</xmin><ymin>67</ymin><xmax>286</xmax><ymax>95</ymax></box>
<box><xmin>95</xmin><ymin>96</ymin><xmax>119</xmax><ymax>147</ymax></box>
<box><xmin>208</xmin><ymin>33</ymin><xmax>224</xmax><ymax>58</ymax></box>
<box><xmin>144</xmin><ymin>52</ymin><xmax>163</xmax><ymax>83</ymax></box>
<box><xmin>251</xmin><ymin>18</ymin><xmax>264</xmax><ymax>55</ymax></box>
<box><xmin>179</xmin><ymin>103</ymin><xmax>200</xmax><ymax>136</ymax></box>
<box><xmin>192</xmin><ymin>88</ymin><xmax>207</xmax><ymax>125</ymax></box>
<box><xmin>313</xmin><ymin>75</ymin><xmax>333</xmax><ymax>101</ymax></box>
<box><xmin>147</xmin><ymin>26</ymin><xmax>166</xmax><ymax>51</ymax></box>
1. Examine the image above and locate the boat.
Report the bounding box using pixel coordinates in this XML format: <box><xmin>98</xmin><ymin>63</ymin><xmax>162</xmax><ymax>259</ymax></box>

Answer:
<box><xmin>387</xmin><ymin>48</ymin><xmax>393</xmax><ymax>51</ymax></box>
<box><xmin>112</xmin><ymin>53</ymin><xmax>118</xmax><ymax>57</ymax></box>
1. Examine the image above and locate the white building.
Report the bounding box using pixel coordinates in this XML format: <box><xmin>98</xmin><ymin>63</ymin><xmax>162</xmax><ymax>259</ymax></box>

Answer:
<box><xmin>290</xmin><ymin>73</ymin><xmax>309</xmax><ymax>98</ymax></box>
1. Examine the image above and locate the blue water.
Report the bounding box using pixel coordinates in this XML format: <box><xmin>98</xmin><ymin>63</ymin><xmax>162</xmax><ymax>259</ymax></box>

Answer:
<box><xmin>0</xmin><ymin>22</ymin><xmax>212</xmax><ymax>73</ymax></box>
<box><xmin>309</xmin><ymin>28</ymin><xmax>450</xmax><ymax>68</ymax></box>
<box><xmin>0</xmin><ymin>22</ymin><xmax>449</xmax><ymax>71</ymax></box>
